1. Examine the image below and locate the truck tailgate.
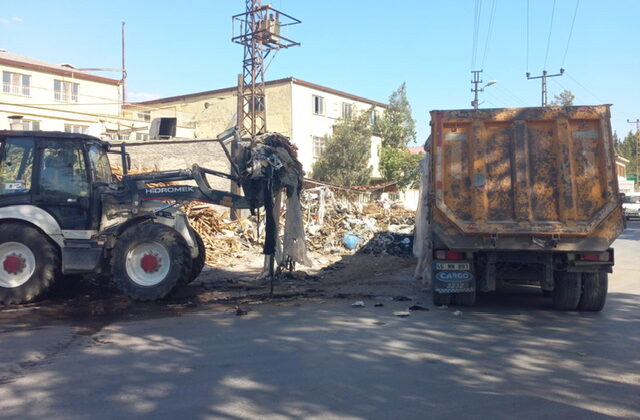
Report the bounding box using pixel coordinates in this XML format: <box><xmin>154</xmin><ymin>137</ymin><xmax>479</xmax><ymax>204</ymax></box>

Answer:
<box><xmin>432</xmin><ymin>106</ymin><xmax>620</xmax><ymax>236</ymax></box>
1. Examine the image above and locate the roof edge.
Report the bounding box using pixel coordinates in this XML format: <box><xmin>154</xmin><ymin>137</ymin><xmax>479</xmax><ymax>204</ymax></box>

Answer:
<box><xmin>133</xmin><ymin>77</ymin><xmax>387</xmax><ymax>108</ymax></box>
<box><xmin>0</xmin><ymin>57</ymin><xmax>121</xmax><ymax>85</ymax></box>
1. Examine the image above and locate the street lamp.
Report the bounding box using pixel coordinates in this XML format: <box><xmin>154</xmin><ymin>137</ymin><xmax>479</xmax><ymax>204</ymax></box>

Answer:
<box><xmin>471</xmin><ymin>79</ymin><xmax>498</xmax><ymax>109</ymax></box>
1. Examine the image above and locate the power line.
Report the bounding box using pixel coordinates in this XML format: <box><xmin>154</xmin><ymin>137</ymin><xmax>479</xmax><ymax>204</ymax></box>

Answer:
<box><xmin>480</xmin><ymin>0</ymin><xmax>498</xmax><ymax>69</ymax></box>
<box><xmin>495</xmin><ymin>84</ymin><xmax>527</xmax><ymax>106</ymax></box>
<box><xmin>526</xmin><ymin>0</ymin><xmax>530</xmax><ymax>72</ymax></box>
<box><xmin>565</xmin><ymin>71</ymin><xmax>605</xmax><ymax>103</ymax></box>
<box><xmin>561</xmin><ymin>0</ymin><xmax>580</xmax><ymax>67</ymax></box>
<box><xmin>543</xmin><ymin>0</ymin><xmax>557</xmax><ymax>69</ymax></box>
<box><xmin>471</xmin><ymin>0</ymin><xmax>483</xmax><ymax>69</ymax></box>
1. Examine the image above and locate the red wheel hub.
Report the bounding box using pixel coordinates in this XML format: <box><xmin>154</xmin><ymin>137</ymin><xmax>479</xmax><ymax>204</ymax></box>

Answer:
<box><xmin>3</xmin><ymin>254</ymin><xmax>24</xmax><ymax>275</ymax></box>
<box><xmin>140</xmin><ymin>254</ymin><xmax>160</xmax><ymax>273</ymax></box>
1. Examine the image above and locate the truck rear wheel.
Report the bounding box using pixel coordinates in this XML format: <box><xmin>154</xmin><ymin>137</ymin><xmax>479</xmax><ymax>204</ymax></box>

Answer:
<box><xmin>578</xmin><ymin>272</ymin><xmax>608</xmax><ymax>312</ymax></box>
<box><xmin>552</xmin><ymin>271</ymin><xmax>582</xmax><ymax>310</ymax></box>
<box><xmin>111</xmin><ymin>222</ymin><xmax>191</xmax><ymax>301</ymax></box>
<box><xmin>432</xmin><ymin>291</ymin><xmax>452</xmax><ymax>306</ymax></box>
<box><xmin>181</xmin><ymin>228</ymin><xmax>205</xmax><ymax>285</ymax></box>
<box><xmin>0</xmin><ymin>224</ymin><xmax>59</xmax><ymax>305</ymax></box>
<box><xmin>454</xmin><ymin>290</ymin><xmax>476</xmax><ymax>306</ymax></box>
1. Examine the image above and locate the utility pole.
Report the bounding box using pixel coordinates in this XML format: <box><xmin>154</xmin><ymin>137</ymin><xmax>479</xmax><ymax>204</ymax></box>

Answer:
<box><xmin>121</xmin><ymin>21</ymin><xmax>127</xmax><ymax>105</ymax></box>
<box><xmin>526</xmin><ymin>68</ymin><xmax>564</xmax><ymax>107</ymax></box>
<box><xmin>471</xmin><ymin>70</ymin><xmax>483</xmax><ymax>110</ymax></box>
<box><xmin>232</xmin><ymin>0</ymin><xmax>300</xmax><ymax>140</ymax></box>
<box><xmin>627</xmin><ymin>118</ymin><xmax>640</xmax><ymax>182</ymax></box>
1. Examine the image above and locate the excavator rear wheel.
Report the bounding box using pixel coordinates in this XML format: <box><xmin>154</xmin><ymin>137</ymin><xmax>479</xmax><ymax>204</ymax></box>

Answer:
<box><xmin>112</xmin><ymin>222</ymin><xmax>191</xmax><ymax>301</ymax></box>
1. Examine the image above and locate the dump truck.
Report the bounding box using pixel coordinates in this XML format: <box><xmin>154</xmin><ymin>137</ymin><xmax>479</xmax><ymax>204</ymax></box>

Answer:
<box><xmin>414</xmin><ymin>105</ymin><xmax>625</xmax><ymax>311</ymax></box>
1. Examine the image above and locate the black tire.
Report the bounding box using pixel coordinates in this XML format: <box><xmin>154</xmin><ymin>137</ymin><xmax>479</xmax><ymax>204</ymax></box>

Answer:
<box><xmin>453</xmin><ymin>276</ymin><xmax>477</xmax><ymax>306</ymax></box>
<box><xmin>578</xmin><ymin>272</ymin><xmax>608</xmax><ymax>312</ymax></box>
<box><xmin>433</xmin><ymin>291</ymin><xmax>452</xmax><ymax>306</ymax></box>
<box><xmin>0</xmin><ymin>223</ymin><xmax>59</xmax><ymax>305</ymax></box>
<box><xmin>454</xmin><ymin>290</ymin><xmax>476</xmax><ymax>306</ymax></box>
<box><xmin>111</xmin><ymin>222</ymin><xmax>191</xmax><ymax>301</ymax></box>
<box><xmin>552</xmin><ymin>271</ymin><xmax>582</xmax><ymax>310</ymax></box>
<box><xmin>181</xmin><ymin>227</ymin><xmax>205</xmax><ymax>285</ymax></box>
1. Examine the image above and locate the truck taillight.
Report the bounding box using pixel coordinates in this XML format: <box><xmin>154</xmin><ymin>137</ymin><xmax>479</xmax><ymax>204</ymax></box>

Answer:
<box><xmin>434</xmin><ymin>250</ymin><xmax>464</xmax><ymax>260</ymax></box>
<box><xmin>578</xmin><ymin>252</ymin><xmax>611</xmax><ymax>262</ymax></box>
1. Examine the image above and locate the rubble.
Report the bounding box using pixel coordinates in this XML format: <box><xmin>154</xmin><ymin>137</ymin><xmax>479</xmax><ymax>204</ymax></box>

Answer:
<box><xmin>111</xmin><ymin>165</ymin><xmax>417</xmax><ymax>269</ymax></box>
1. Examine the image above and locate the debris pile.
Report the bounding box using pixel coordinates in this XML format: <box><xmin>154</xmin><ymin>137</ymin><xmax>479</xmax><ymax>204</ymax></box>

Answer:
<box><xmin>110</xmin><ymin>166</ymin><xmax>415</xmax><ymax>267</ymax></box>
<box><xmin>302</xmin><ymin>186</ymin><xmax>415</xmax><ymax>256</ymax></box>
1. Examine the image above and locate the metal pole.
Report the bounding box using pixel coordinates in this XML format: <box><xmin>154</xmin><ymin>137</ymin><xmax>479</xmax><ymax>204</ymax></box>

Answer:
<box><xmin>526</xmin><ymin>68</ymin><xmax>564</xmax><ymax>107</ymax></box>
<box><xmin>471</xmin><ymin>70</ymin><xmax>483</xmax><ymax>110</ymax></box>
<box><xmin>230</xmin><ymin>74</ymin><xmax>243</xmax><ymax>220</ymax></box>
<box><xmin>541</xmin><ymin>71</ymin><xmax>547</xmax><ymax>107</ymax></box>
<box><xmin>627</xmin><ymin>119</ymin><xmax>640</xmax><ymax>182</ymax></box>
<box><xmin>121</xmin><ymin>22</ymin><xmax>127</xmax><ymax>105</ymax></box>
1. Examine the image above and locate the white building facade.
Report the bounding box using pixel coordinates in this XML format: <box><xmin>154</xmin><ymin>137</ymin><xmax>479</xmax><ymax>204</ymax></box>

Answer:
<box><xmin>0</xmin><ymin>50</ymin><xmax>193</xmax><ymax>140</ymax></box>
<box><xmin>136</xmin><ymin>78</ymin><xmax>386</xmax><ymax>179</ymax></box>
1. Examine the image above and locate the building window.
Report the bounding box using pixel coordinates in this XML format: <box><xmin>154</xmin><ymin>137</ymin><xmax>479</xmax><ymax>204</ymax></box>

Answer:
<box><xmin>341</xmin><ymin>102</ymin><xmax>353</xmax><ymax>120</ymax></box>
<box><xmin>248</xmin><ymin>95</ymin><xmax>265</xmax><ymax>113</ymax></box>
<box><xmin>54</xmin><ymin>80</ymin><xmax>79</xmax><ymax>102</ymax></box>
<box><xmin>64</xmin><ymin>124</ymin><xmax>88</xmax><ymax>134</ymax></box>
<box><xmin>312</xmin><ymin>136</ymin><xmax>326</xmax><ymax>158</ymax></box>
<box><xmin>137</xmin><ymin>111</ymin><xmax>151</xmax><ymax>121</ymax></box>
<box><xmin>2</xmin><ymin>71</ymin><xmax>30</xmax><ymax>96</ymax></box>
<box><xmin>312</xmin><ymin>95</ymin><xmax>324</xmax><ymax>115</ymax></box>
<box><xmin>22</xmin><ymin>120</ymin><xmax>40</xmax><ymax>131</ymax></box>
<box><xmin>136</xmin><ymin>132</ymin><xmax>149</xmax><ymax>141</ymax></box>
<box><xmin>370</xmin><ymin>110</ymin><xmax>379</xmax><ymax>125</ymax></box>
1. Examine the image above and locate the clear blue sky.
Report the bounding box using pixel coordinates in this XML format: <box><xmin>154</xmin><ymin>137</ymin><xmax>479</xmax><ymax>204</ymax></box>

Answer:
<box><xmin>1</xmin><ymin>0</ymin><xmax>639</xmax><ymax>143</ymax></box>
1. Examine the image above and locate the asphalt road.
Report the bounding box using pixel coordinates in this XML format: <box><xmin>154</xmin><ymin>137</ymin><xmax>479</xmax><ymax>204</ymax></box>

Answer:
<box><xmin>1</xmin><ymin>223</ymin><xmax>639</xmax><ymax>419</ymax></box>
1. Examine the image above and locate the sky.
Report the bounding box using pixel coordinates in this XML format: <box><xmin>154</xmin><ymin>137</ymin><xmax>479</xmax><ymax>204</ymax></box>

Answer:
<box><xmin>1</xmin><ymin>0</ymin><xmax>639</xmax><ymax>143</ymax></box>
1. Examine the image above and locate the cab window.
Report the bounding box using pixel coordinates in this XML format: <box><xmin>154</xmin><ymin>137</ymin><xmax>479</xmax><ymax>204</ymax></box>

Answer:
<box><xmin>88</xmin><ymin>145</ymin><xmax>112</xmax><ymax>184</ymax></box>
<box><xmin>39</xmin><ymin>142</ymin><xmax>89</xmax><ymax>197</ymax></box>
<box><xmin>0</xmin><ymin>137</ymin><xmax>34</xmax><ymax>194</ymax></box>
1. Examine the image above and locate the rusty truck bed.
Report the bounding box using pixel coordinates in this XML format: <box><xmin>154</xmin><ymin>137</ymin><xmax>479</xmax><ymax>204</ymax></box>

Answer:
<box><xmin>430</xmin><ymin>105</ymin><xmax>624</xmax><ymax>251</ymax></box>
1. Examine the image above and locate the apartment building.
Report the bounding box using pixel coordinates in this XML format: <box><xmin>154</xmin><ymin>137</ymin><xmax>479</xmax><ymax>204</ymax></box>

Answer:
<box><xmin>133</xmin><ymin>77</ymin><xmax>387</xmax><ymax>179</ymax></box>
<box><xmin>0</xmin><ymin>50</ymin><xmax>193</xmax><ymax>140</ymax></box>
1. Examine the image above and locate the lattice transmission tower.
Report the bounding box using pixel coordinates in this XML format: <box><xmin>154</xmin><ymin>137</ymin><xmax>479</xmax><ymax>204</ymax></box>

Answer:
<box><xmin>232</xmin><ymin>1</ymin><xmax>300</xmax><ymax>139</ymax></box>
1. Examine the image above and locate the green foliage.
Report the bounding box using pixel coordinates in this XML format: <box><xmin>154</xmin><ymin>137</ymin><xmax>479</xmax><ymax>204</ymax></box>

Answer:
<box><xmin>616</xmin><ymin>130</ymin><xmax>639</xmax><ymax>178</ymax></box>
<box><xmin>311</xmin><ymin>111</ymin><xmax>372</xmax><ymax>187</ymax></box>
<box><xmin>379</xmin><ymin>147</ymin><xmax>422</xmax><ymax>189</ymax></box>
<box><xmin>551</xmin><ymin>89</ymin><xmax>575</xmax><ymax>106</ymax></box>
<box><xmin>377</xmin><ymin>82</ymin><xmax>416</xmax><ymax>148</ymax></box>
<box><xmin>376</xmin><ymin>82</ymin><xmax>419</xmax><ymax>188</ymax></box>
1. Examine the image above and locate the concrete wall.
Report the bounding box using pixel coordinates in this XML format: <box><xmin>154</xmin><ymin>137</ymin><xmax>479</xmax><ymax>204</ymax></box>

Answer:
<box><xmin>114</xmin><ymin>140</ymin><xmax>230</xmax><ymax>191</ymax></box>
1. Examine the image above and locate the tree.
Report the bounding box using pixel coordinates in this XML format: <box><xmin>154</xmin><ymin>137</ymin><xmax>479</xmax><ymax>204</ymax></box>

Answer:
<box><xmin>377</xmin><ymin>83</ymin><xmax>420</xmax><ymax>188</ymax></box>
<box><xmin>379</xmin><ymin>147</ymin><xmax>423</xmax><ymax>189</ymax></box>
<box><xmin>551</xmin><ymin>89</ymin><xmax>575</xmax><ymax>106</ymax></box>
<box><xmin>616</xmin><ymin>130</ymin><xmax>639</xmax><ymax>178</ymax></box>
<box><xmin>377</xmin><ymin>82</ymin><xmax>416</xmax><ymax>148</ymax></box>
<box><xmin>311</xmin><ymin>111</ymin><xmax>372</xmax><ymax>187</ymax></box>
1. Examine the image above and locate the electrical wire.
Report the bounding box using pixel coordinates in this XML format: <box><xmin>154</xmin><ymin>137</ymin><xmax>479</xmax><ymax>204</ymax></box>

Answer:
<box><xmin>561</xmin><ymin>0</ymin><xmax>580</xmax><ymax>67</ymax></box>
<box><xmin>526</xmin><ymin>0</ymin><xmax>530</xmax><ymax>73</ymax></box>
<box><xmin>480</xmin><ymin>0</ymin><xmax>498</xmax><ymax>70</ymax></box>
<box><xmin>565</xmin><ymin>71</ymin><xmax>605</xmax><ymax>104</ymax></box>
<box><xmin>471</xmin><ymin>0</ymin><xmax>483</xmax><ymax>70</ymax></box>
<box><xmin>543</xmin><ymin>0</ymin><xmax>557</xmax><ymax>69</ymax></box>
<box><xmin>496</xmin><ymin>84</ymin><xmax>527</xmax><ymax>106</ymax></box>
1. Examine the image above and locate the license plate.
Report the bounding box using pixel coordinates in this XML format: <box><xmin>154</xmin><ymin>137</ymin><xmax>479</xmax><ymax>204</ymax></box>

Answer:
<box><xmin>435</xmin><ymin>262</ymin><xmax>470</xmax><ymax>270</ymax></box>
